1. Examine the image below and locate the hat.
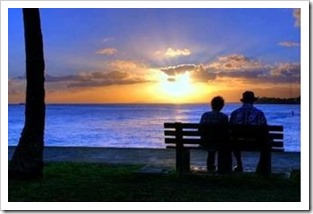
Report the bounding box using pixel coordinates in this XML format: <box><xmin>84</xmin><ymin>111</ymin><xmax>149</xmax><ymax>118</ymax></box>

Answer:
<box><xmin>240</xmin><ymin>91</ymin><xmax>258</xmax><ymax>103</ymax></box>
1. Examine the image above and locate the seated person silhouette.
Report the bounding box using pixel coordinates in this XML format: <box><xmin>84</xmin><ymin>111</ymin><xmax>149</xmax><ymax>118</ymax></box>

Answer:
<box><xmin>200</xmin><ymin>96</ymin><xmax>228</xmax><ymax>171</ymax></box>
<box><xmin>230</xmin><ymin>91</ymin><xmax>268</xmax><ymax>173</ymax></box>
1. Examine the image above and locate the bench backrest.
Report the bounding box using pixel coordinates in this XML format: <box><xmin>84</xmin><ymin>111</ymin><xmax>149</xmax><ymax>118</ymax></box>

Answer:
<box><xmin>164</xmin><ymin>122</ymin><xmax>284</xmax><ymax>152</ymax></box>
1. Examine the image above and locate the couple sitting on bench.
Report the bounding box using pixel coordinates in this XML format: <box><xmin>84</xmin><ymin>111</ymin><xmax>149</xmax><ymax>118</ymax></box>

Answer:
<box><xmin>200</xmin><ymin>91</ymin><xmax>268</xmax><ymax>173</ymax></box>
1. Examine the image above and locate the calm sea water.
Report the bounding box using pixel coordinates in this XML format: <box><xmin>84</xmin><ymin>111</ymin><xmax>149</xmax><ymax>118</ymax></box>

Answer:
<box><xmin>8</xmin><ymin>104</ymin><xmax>300</xmax><ymax>152</ymax></box>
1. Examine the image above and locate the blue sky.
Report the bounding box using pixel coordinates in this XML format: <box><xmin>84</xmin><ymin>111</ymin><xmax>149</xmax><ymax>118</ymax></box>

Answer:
<box><xmin>8</xmin><ymin>8</ymin><xmax>301</xmax><ymax>103</ymax></box>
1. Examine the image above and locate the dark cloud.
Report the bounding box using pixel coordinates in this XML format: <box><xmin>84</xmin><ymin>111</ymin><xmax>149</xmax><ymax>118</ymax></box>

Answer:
<box><xmin>67</xmin><ymin>72</ymin><xmax>150</xmax><ymax>88</ymax></box>
<box><xmin>161</xmin><ymin>64</ymin><xmax>196</xmax><ymax>76</ymax></box>
<box><xmin>11</xmin><ymin>70</ymin><xmax>152</xmax><ymax>89</ymax></box>
<box><xmin>167</xmin><ymin>77</ymin><xmax>176</xmax><ymax>82</ymax></box>
<box><xmin>48</xmin><ymin>71</ymin><xmax>151</xmax><ymax>88</ymax></box>
<box><xmin>45</xmin><ymin>74</ymin><xmax>85</xmax><ymax>82</ymax></box>
<box><xmin>160</xmin><ymin>64</ymin><xmax>216</xmax><ymax>83</ymax></box>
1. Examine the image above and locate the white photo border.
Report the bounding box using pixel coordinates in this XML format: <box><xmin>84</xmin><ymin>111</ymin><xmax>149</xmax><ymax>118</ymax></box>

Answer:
<box><xmin>1</xmin><ymin>0</ymin><xmax>310</xmax><ymax>211</ymax></box>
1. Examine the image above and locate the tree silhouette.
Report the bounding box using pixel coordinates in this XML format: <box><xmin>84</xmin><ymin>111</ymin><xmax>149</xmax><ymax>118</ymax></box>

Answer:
<box><xmin>9</xmin><ymin>8</ymin><xmax>46</xmax><ymax>179</ymax></box>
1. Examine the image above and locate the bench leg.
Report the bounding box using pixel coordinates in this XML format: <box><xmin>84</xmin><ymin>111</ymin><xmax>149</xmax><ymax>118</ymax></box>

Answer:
<box><xmin>176</xmin><ymin>148</ymin><xmax>190</xmax><ymax>175</ymax></box>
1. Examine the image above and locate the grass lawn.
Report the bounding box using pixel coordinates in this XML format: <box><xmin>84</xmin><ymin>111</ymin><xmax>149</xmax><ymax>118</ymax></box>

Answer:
<box><xmin>9</xmin><ymin>162</ymin><xmax>300</xmax><ymax>202</ymax></box>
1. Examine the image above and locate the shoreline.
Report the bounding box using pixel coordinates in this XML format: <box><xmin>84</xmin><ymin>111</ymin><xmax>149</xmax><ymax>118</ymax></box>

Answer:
<box><xmin>8</xmin><ymin>145</ymin><xmax>301</xmax><ymax>153</ymax></box>
<box><xmin>8</xmin><ymin>146</ymin><xmax>300</xmax><ymax>173</ymax></box>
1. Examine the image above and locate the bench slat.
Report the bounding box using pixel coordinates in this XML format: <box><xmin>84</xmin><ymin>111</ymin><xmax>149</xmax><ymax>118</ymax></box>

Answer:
<box><xmin>165</xmin><ymin>138</ymin><xmax>202</xmax><ymax>144</ymax></box>
<box><xmin>166</xmin><ymin>138</ymin><xmax>283</xmax><ymax>147</ymax></box>
<box><xmin>270</xmin><ymin>140</ymin><xmax>284</xmax><ymax>147</ymax></box>
<box><xmin>268</xmin><ymin>125</ymin><xmax>284</xmax><ymax>132</ymax></box>
<box><xmin>165</xmin><ymin>131</ymin><xmax>283</xmax><ymax>139</ymax></box>
<box><xmin>165</xmin><ymin>138</ymin><xmax>284</xmax><ymax>148</ymax></box>
<box><xmin>164</xmin><ymin>130</ymin><xmax>200</xmax><ymax>137</ymax></box>
<box><xmin>271</xmin><ymin>147</ymin><xmax>285</xmax><ymax>152</ymax></box>
<box><xmin>269</xmin><ymin>133</ymin><xmax>283</xmax><ymax>139</ymax></box>
<box><xmin>166</xmin><ymin>145</ymin><xmax>284</xmax><ymax>152</ymax></box>
<box><xmin>165</xmin><ymin>122</ymin><xmax>283</xmax><ymax>131</ymax></box>
<box><xmin>164</xmin><ymin>123</ymin><xmax>201</xmax><ymax>129</ymax></box>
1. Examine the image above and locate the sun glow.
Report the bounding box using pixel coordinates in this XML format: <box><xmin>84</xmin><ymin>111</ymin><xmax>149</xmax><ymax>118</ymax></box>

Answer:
<box><xmin>158</xmin><ymin>72</ymin><xmax>197</xmax><ymax>101</ymax></box>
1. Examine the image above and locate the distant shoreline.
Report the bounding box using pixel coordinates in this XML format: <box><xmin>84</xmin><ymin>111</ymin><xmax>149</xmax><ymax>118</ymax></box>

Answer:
<box><xmin>8</xmin><ymin>102</ymin><xmax>301</xmax><ymax>106</ymax></box>
<box><xmin>255</xmin><ymin>97</ymin><xmax>300</xmax><ymax>105</ymax></box>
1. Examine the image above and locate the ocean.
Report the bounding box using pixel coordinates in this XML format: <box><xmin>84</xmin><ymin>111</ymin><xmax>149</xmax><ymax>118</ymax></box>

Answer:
<box><xmin>8</xmin><ymin>103</ymin><xmax>300</xmax><ymax>152</ymax></box>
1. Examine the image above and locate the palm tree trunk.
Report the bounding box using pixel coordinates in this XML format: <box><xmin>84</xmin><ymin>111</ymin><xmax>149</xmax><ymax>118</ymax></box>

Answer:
<box><xmin>9</xmin><ymin>8</ymin><xmax>45</xmax><ymax>179</ymax></box>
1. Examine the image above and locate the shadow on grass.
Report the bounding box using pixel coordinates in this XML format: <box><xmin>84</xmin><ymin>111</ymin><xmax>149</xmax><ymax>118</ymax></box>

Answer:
<box><xmin>9</xmin><ymin>162</ymin><xmax>300</xmax><ymax>202</ymax></box>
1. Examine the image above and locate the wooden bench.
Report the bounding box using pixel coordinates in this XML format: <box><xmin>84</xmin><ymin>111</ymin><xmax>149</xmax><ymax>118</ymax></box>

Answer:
<box><xmin>164</xmin><ymin>122</ymin><xmax>284</xmax><ymax>175</ymax></box>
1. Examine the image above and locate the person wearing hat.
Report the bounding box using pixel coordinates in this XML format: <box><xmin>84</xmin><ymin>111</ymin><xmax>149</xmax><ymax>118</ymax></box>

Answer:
<box><xmin>230</xmin><ymin>91</ymin><xmax>267</xmax><ymax>173</ymax></box>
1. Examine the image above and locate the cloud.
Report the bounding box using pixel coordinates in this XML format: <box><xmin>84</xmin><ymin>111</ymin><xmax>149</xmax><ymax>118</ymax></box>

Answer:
<box><xmin>207</xmin><ymin>55</ymin><xmax>300</xmax><ymax>84</ymax></box>
<box><xmin>192</xmin><ymin>65</ymin><xmax>217</xmax><ymax>82</ymax></box>
<box><xmin>293</xmin><ymin>8</ymin><xmax>300</xmax><ymax>27</ymax></box>
<box><xmin>207</xmin><ymin>54</ymin><xmax>262</xmax><ymax>72</ymax></box>
<box><xmin>108</xmin><ymin>60</ymin><xmax>144</xmax><ymax>71</ymax></box>
<box><xmin>44</xmin><ymin>59</ymin><xmax>152</xmax><ymax>88</ymax></box>
<box><xmin>102</xmin><ymin>37</ymin><xmax>115</xmax><ymax>43</ymax></box>
<box><xmin>96</xmin><ymin>48</ymin><xmax>117</xmax><ymax>55</ymax></box>
<box><xmin>10</xmin><ymin>59</ymin><xmax>153</xmax><ymax>89</ymax></box>
<box><xmin>8</xmin><ymin>78</ymin><xmax>27</xmax><ymax>95</ymax></box>
<box><xmin>8</xmin><ymin>80</ymin><xmax>20</xmax><ymax>95</ymax></box>
<box><xmin>167</xmin><ymin>77</ymin><xmax>176</xmax><ymax>82</ymax></box>
<box><xmin>45</xmin><ymin>74</ymin><xmax>84</xmax><ymax>82</ymax></box>
<box><xmin>27</xmin><ymin>70</ymin><xmax>152</xmax><ymax>89</ymax></box>
<box><xmin>161</xmin><ymin>64</ymin><xmax>196</xmax><ymax>76</ymax></box>
<box><xmin>208</xmin><ymin>56</ymin><xmax>300</xmax><ymax>84</ymax></box>
<box><xmin>155</xmin><ymin>48</ymin><xmax>191</xmax><ymax>58</ymax></box>
<box><xmin>159</xmin><ymin>54</ymin><xmax>300</xmax><ymax>85</ymax></box>
<box><xmin>268</xmin><ymin>63</ymin><xmax>300</xmax><ymax>83</ymax></box>
<box><xmin>165</xmin><ymin>48</ymin><xmax>191</xmax><ymax>57</ymax></box>
<box><xmin>160</xmin><ymin>64</ymin><xmax>216</xmax><ymax>82</ymax></box>
<box><xmin>278</xmin><ymin>41</ymin><xmax>300</xmax><ymax>47</ymax></box>
<box><xmin>67</xmin><ymin>71</ymin><xmax>150</xmax><ymax>88</ymax></box>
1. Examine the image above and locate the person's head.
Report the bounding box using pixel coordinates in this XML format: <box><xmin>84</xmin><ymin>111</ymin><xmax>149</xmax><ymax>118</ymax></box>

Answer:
<box><xmin>240</xmin><ymin>91</ymin><xmax>258</xmax><ymax>104</ymax></box>
<box><xmin>211</xmin><ymin>96</ymin><xmax>225</xmax><ymax>111</ymax></box>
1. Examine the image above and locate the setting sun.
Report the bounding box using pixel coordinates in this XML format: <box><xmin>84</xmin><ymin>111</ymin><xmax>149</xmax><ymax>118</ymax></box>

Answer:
<box><xmin>158</xmin><ymin>72</ymin><xmax>197</xmax><ymax>101</ymax></box>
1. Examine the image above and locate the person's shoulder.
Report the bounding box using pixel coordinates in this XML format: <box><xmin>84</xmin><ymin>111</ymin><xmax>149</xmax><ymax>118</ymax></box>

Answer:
<box><xmin>252</xmin><ymin>105</ymin><xmax>265</xmax><ymax>113</ymax></box>
<box><xmin>230</xmin><ymin>107</ymin><xmax>241</xmax><ymax>114</ymax></box>
<box><xmin>220</xmin><ymin>112</ymin><xmax>228</xmax><ymax>117</ymax></box>
<box><xmin>201</xmin><ymin>111</ymin><xmax>210</xmax><ymax>117</ymax></box>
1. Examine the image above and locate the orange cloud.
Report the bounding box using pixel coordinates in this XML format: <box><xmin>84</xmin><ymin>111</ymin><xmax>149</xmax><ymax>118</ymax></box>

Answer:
<box><xmin>96</xmin><ymin>48</ymin><xmax>117</xmax><ymax>55</ymax></box>
<box><xmin>108</xmin><ymin>60</ymin><xmax>145</xmax><ymax>71</ymax></box>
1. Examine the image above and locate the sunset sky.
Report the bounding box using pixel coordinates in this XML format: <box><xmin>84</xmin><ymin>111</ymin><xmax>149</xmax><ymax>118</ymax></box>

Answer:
<box><xmin>8</xmin><ymin>8</ymin><xmax>301</xmax><ymax>103</ymax></box>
